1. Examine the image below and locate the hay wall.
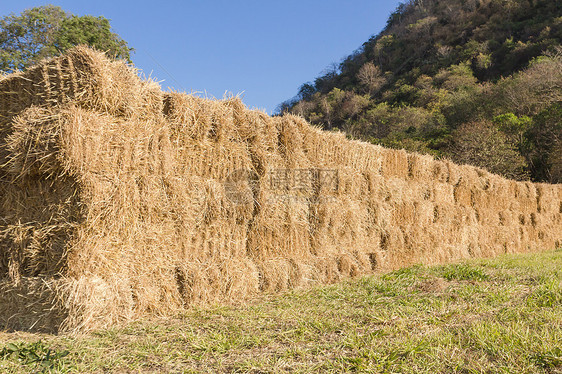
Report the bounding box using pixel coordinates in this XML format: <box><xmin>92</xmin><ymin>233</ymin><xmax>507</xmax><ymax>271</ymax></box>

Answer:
<box><xmin>1</xmin><ymin>47</ymin><xmax>561</xmax><ymax>332</ymax></box>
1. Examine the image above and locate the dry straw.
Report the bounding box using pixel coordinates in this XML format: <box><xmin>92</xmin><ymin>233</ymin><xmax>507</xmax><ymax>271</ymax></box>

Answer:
<box><xmin>1</xmin><ymin>46</ymin><xmax>561</xmax><ymax>333</ymax></box>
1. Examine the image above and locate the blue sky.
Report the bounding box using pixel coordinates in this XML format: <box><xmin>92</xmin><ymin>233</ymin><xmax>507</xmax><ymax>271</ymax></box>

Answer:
<box><xmin>0</xmin><ymin>1</ymin><xmax>402</xmax><ymax>113</ymax></box>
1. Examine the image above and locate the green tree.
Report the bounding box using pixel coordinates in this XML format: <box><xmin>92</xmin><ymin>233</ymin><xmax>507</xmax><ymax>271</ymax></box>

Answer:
<box><xmin>54</xmin><ymin>15</ymin><xmax>131</xmax><ymax>61</ymax></box>
<box><xmin>492</xmin><ymin>113</ymin><xmax>532</xmax><ymax>149</ymax></box>
<box><xmin>0</xmin><ymin>5</ymin><xmax>131</xmax><ymax>73</ymax></box>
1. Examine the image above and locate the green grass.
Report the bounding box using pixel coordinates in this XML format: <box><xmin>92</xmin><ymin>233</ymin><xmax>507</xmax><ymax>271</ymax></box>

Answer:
<box><xmin>2</xmin><ymin>250</ymin><xmax>562</xmax><ymax>373</ymax></box>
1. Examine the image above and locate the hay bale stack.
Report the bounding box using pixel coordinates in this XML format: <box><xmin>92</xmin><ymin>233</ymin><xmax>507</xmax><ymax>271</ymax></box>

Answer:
<box><xmin>1</xmin><ymin>47</ymin><xmax>561</xmax><ymax>333</ymax></box>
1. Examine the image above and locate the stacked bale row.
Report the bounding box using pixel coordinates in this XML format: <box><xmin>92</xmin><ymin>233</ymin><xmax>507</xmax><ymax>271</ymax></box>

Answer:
<box><xmin>0</xmin><ymin>47</ymin><xmax>561</xmax><ymax>332</ymax></box>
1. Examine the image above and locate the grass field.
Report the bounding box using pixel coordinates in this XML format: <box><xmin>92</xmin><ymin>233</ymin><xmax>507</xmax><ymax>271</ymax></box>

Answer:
<box><xmin>1</xmin><ymin>250</ymin><xmax>562</xmax><ymax>373</ymax></box>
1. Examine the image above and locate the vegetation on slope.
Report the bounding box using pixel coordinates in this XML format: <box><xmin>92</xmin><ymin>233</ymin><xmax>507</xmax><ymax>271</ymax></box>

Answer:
<box><xmin>280</xmin><ymin>0</ymin><xmax>562</xmax><ymax>183</ymax></box>
<box><xmin>1</xmin><ymin>250</ymin><xmax>562</xmax><ymax>373</ymax></box>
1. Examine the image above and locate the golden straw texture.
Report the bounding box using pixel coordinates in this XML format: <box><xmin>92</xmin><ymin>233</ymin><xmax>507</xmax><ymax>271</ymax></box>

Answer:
<box><xmin>1</xmin><ymin>47</ymin><xmax>561</xmax><ymax>333</ymax></box>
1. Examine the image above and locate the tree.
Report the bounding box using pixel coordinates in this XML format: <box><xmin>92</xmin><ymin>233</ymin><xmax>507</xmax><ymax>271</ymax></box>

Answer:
<box><xmin>357</xmin><ymin>62</ymin><xmax>386</xmax><ymax>95</ymax></box>
<box><xmin>526</xmin><ymin>103</ymin><xmax>562</xmax><ymax>183</ymax></box>
<box><xmin>492</xmin><ymin>112</ymin><xmax>532</xmax><ymax>149</ymax></box>
<box><xmin>549</xmin><ymin>141</ymin><xmax>562</xmax><ymax>184</ymax></box>
<box><xmin>497</xmin><ymin>49</ymin><xmax>562</xmax><ymax>116</ymax></box>
<box><xmin>0</xmin><ymin>5</ymin><xmax>66</xmax><ymax>71</ymax></box>
<box><xmin>54</xmin><ymin>15</ymin><xmax>131</xmax><ymax>61</ymax></box>
<box><xmin>447</xmin><ymin>121</ymin><xmax>529</xmax><ymax>180</ymax></box>
<box><xmin>297</xmin><ymin>83</ymin><xmax>315</xmax><ymax>101</ymax></box>
<box><xmin>0</xmin><ymin>5</ymin><xmax>132</xmax><ymax>73</ymax></box>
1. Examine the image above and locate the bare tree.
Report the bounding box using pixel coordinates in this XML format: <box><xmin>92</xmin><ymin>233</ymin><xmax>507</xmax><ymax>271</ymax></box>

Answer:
<box><xmin>501</xmin><ymin>49</ymin><xmax>562</xmax><ymax>115</ymax></box>
<box><xmin>448</xmin><ymin>121</ymin><xmax>529</xmax><ymax>180</ymax></box>
<box><xmin>357</xmin><ymin>62</ymin><xmax>386</xmax><ymax>95</ymax></box>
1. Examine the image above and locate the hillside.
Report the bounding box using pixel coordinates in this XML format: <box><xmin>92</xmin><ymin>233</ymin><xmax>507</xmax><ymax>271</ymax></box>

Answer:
<box><xmin>280</xmin><ymin>0</ymin><xmax>562</xmax><ymax>183</ymax></box>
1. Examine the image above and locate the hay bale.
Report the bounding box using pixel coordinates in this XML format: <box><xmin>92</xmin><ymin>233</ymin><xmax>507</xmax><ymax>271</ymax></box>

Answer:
<box><xmin>0</xmin><ymin>278</ymin><xmax>67</xmax><ymax>333</ymax></box>
<box><xmin>407</xmin><ymin>153</ymin><xmax>434</xmax><ymax>181</ymax></box>
<box><xmin>1</xmin><ymin>47</ymin><xmax>561</xmax><ymax>333</ymax></box>
<box><xmin>381</xmin><ymin>148</ymin><xmax>409</xmax><ymax>178</ymax></box>
<box><xmin>0</xmin><ymin>46</ymin><xmax>162</xmax><ymax>125</ymax></box>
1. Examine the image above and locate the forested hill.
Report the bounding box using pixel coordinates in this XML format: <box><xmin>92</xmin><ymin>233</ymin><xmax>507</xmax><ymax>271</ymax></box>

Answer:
<box><xmin>280</xmin><ymin>0</ymin><xmax>562</xmax><ymax>183</ymax></box>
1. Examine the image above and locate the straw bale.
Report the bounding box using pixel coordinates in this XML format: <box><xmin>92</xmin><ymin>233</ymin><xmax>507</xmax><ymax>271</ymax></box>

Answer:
<box><xmin>514</xmin><ymin>182</ymin><xmax>539</xmax><ymax>213</ymax></box>
<box><xmin>0</xmin><ymin>173</ymin><xmax>81</xmax><ymax>281</ymax></box>
<box><xmin>175</xmin><ymin>258</ymin><xmax>260</xmax><ymax>305</ymax></box>
<box><xmin>1</xmin><ymin>47</ymin><xmax>561</xmax><ymax>333</ymax></box>
<box><xmin>433</xmin><ymin>183</ymin><xmax>455</xmax><ymax>205</ymax></box>
<box><xmin>345</xmin><ymin>140</ymin><xmax>384</xmax><ymax>173</ymax></box>
<box><xmin>432</xmin><ymin>160</ymin><xmax>450</xmax><ymax>183</ymax></box>
<box><xmin>392</xmin><ymin>202</ymin><xmax>418</xmax><ymax>225</ymax></box>
<box><xmin>431</xmin><ymin>203</ymin><xmax>456</xmax><ymax>224</ymax></box>
<box><xmin>453</xmin><ymin>182</ymin><xmax>473</xmax><ymax>207</ymax></box>
<box><xmin>0</xmin><ymin>46</ymin><xmax>162</xmax><ymax>124</ymax></box>
<box><xmin>0</xmin><ymin>277</ymin><xmax>67</xmax><ymax>332</ymax></box>
<box><xmin>300</xmin><ymin>127</ymin><xmax>343</xmax><ymax>167</ymax></box>
<box><xmin>407</xmin><ymin>153</ymin><xmax>434</xmax><ymax>181</ymax></box>
<box><xmin>497</xmin><ymin>210</ymin><xmax>516</xmax><ymax>226</ymax></box>
<box><xmin>445</xmin><ymin>160</ymin><xmax>463</xmax><ymax>186</ymax></box>
<box><xmin>381</xmin><ymin>148</ymin><xmax>409</xmax><ymax>178</ymax></box>
<box><xmin>255</xmin><ymin>258</ymin><xmax>307</xmax><ymax>292</ymax></box>
<box><xmin>536</xmin><ymin>184</ymin><xmax>559</xmax><ymax>214</ymax></box>
<box><xmin>413</xmin><ymin>200</ymin><xmax>435</xmax><ymax>227</ymax></box>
